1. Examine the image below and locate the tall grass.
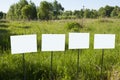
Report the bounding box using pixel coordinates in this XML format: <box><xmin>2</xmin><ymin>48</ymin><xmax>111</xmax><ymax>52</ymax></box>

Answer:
<box><xmin>0</xmin><ymin>19</ymin><xmax>120</xmax><ymax>80</ymax></box>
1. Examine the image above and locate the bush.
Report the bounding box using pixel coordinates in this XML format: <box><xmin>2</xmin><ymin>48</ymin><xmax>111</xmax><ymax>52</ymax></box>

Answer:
<box><xmin>66</xmin><ymin>22</ymin><xmax>83</xmax><ymax>32</ymax></box>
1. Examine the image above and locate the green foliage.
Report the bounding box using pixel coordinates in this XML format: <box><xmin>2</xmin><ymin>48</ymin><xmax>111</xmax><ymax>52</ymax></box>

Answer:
<box><xmin>52</xmin><ymin>0</ymin><xmax>64</xmax><ymax>19</ymax></box>
<box><xmin>89</xmin><ymin>10</ymin><xmax>98</xmax><ymax>18</ymax></box>
<box><xmin>73</xmin><ymin>10</ymin><xmax>83</xmax><ymax>19</ymax></box>
<box><xmin>111</xmin><ymin>6</ymin><xmax>120</xmax><ymax>18</ymax></box>
<box><xmin>0</xmin><ymin>12</ymin><xmax>6</xmax><ymax>19</ymax></box>
<box><xmin>7</xmin><ymin>4</ymin><xmax>16</xmax><ymax>20</ymax></box>
<box><xmin>98</xmin><ymin>7</ymin><xmax>106</xmax><ymax>18</ymax></box>
<box><xmin>84</xmin><ymin>9</ymin><xmax>91</xmax><ymax>18</ymax></box>
<box><xmin>22</xmin><ymin>5</ymin><xmax>31</xmax><ymax>20</ymax></box>
<box><xmin>0</xmin><ymin>12</ymin><xmax>3</xmax><ymax>19</ymax></box>
<box><xmin>6</xmin><ymin>0</ymin><xmax>120</xmax><ymax>20</ymax></box>
<box><xmin>104</xmin><ymin>5</ymin><xmax>114</xmax><ymax>17</ymax></box>
<box><xmin>37</xmin><ymin>0</ymin><xmax>64</xmax><ymax>20</ymax></box>
<box><xmin>66</xmin><ymin>22</ymin><xmax>83</xmax><ymax>32</ymax></box>
<box><xmin>37</xmin><ymin>1</ymin><xmax>53</xmax><ymax>20</ymax></box>
<box><xmin>61</xmin><ymin>11</ymin><xmax>73</xmax><ymax>19</ymax></box>
<box><xmin>22</xmin><ymin>2</ymin><xmax>37</xmax><ymax>20</ymax></box>
<box><xmin>0</xmin><ymin>19</ymin><xmax>120</xmax><ymax>80</ymax></box>
<box><xmin>0</xmin><ymin>20</ymin><xmax>10</xmax><ymax>52</ymax></box>
<box><xmin>6</xmin><ymin>0</ymin><xmax>37</xmax><ymax>20</ymax></box>
<box><xmin>29</xmin><ymin>1</ymin><xmax>37</xmax><ymax>20</ymax></box>
<box><xmin>98</xmin><ymin>5</ymin><xmax>115</xmax><ymax>18</ymax></box>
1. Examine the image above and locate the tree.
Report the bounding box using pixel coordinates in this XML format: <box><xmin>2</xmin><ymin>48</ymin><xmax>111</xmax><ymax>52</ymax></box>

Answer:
<box><xmin>104</xmin><ymin>5</ymin><xmax>114</xmax><ymax>17</ymax></box>
<box><xmin>22</xmin><ymin>5</ymin><xmax>32</xmax><ymax>20</ymax></box>
<box><xmin>7</xmin><ymin>0</ymin><xmax>65</xmax><ymax>20</ymax></box>
<box><xmin>111</xmin><ymin>6</ymin><xmax>120</xmax><ymax>18</ymax></box>
<box><xmin>22</xmin><ymin>1</ymin><xmax>37</xmax><ymax>20</ymax></box>
<box><xmin>6</xmin><ymin>0</ymin><xmax>38</xmax><ymax>20</ymax></box>
<box><xmin>7</xmin><ymin>0</ymin><xmax>28</xmax><ymax>20</ymax></box>
<box><xmin>98</xmin><ymin>7</ymin><xmax>106</xmax><ymax>18</ymax></box>
<box><xmin>73</xmin><ymin>10</ymin><xmax>81</xmax><ymax>18</ymax></box>
<box><xmin>0</xmin><ymin>12</ymin><xmax>3</xmax><ymax>19</ymax></box>
<box><xmin>19</xmin><ymin>0</ymin><xmax>28</xmax><ymax>8</ymax></box>
<box><xmin>64</xmin><ymin>11</ymin><xmax>72</xmax><ymax>16</ymax></box>
<box><xmin>37</xmin><ymin>1</ymin><xmax>53</xmax><ymax>20</ymax></box>
<box><xmin>84</xmin><ymin>9</ymin><xmax>91</xmax><ymax>18</ymax></box>
<box><xmin>90</xmin><ymin>10</ymin><xmax>98</xmax><ymax>18</ymax></box>
<box><xmin>17</xmin><ymin>0</ymin><xmax>28</xmax><ymax>19</ymax></box>
<box><xmin>29</xmin><ymin>0</ymin><xmax>37</xmax><ymax>19</ymax></box>
<box><xmin>79</xmin><ymin>9</ymin><xmax>84</xmax><ymax>18</ymax></box>
<box><xmin>14</xmin><ymin>3</ymin><xmax>21</xmax><ymax>19</ymax></box>
<box><xmin>7</xmin><ymin>4</ymin><xmax>16</xmax><ymax>20</ymax></box>
<box><xmin>61</xmin><ymin>10</ymin><xmax>73</xmax><ymax>19</ymax></box>
<box><xmin>2</xmin><ymin>13</ymin><xmax>6</xmax><ymax>19</ymax></box>
<box><xmin>52</xmin><ymin>0</ymin><xmax>64</xmax><ymax>19</ymax></box>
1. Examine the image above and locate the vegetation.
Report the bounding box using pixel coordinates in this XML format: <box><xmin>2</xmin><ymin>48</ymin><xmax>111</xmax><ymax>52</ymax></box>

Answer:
<box><xmin>0</xmin><ymin>0</ymin><xmax>120</xmax><ymax>80</ymax></box>
<box><xmin>66</xmin><ymin>22</ymin><xmax>83</xmax><ymax>32</ymax></box>
<box><xmin>0</xmin><ymin>0</ymin><xmax>119</xmax><ymax>20</ymax></box>
<box><xmin>6</xmin><ymin>0</ymin><xmax>64</xmax><ymax>20</ymax></box>
<box><xmin>0</xmin><ymin>18</ymin><xmax>120</xmax><ymax>80</ymax></box>
<box><xmin>0</xmin><ymin>12</ymin><xmax>6</xmax><ymax>19</ymax></box>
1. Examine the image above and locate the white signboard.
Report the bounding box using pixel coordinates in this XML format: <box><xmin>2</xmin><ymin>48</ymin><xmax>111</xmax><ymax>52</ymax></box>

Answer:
<box><xmin>69</xmin><ymin>33</ymin><xmax>90</xmax><ymax>49</ymax></box>
<box><xmin>94</xmin><ymin>34</ymin><xmax>115</xmax><ymax>49</ymax></box>
<box><xmin>41</xmin><ymin>34</ymin><xmax>65</xmax><ymax>51</ymax></box>
<box><xmin>10</xmin><ymin>34</ymin><xmax>37</xmax><ymax>54</ymax></box>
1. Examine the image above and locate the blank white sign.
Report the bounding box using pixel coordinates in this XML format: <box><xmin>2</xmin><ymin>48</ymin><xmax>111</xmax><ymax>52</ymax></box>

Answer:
<box><xmin>41</xmin><ymin>34</ymin><xmax>65</xmax><ymax>51</ymax></box>
<box><xmin>69</xmin><ymin>33</ymin><xmax>90</xmax><ymax>49</ymax></box>
<box><xmin>10</xmin><ymin>34</ymin><xmax>37</xmax><ymax>54</ymax></box>
<box><xmin>94</xmin><ymin>34</ymin><xmax>115</xmax><ymax>49</ymax></box>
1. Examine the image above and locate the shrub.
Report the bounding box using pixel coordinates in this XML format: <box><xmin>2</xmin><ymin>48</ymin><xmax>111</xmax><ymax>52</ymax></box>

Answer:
<box><xmin>66</xmin><ymin>22</ymin><xmax>83</xmax><ymax>32</ymax></box>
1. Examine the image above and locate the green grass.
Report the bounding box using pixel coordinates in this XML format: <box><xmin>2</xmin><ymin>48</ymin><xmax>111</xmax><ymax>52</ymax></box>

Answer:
<box><xmin>0</xmin><ymin>19</ymin><xmax>120</xmax><ymax>80</ymax></box>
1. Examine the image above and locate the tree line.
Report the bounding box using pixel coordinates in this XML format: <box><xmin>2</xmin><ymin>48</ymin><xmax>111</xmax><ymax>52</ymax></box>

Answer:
<box><xmin>6</xmin><ymin>0</ymin><xmax>63</xmax><ymax>20</ymax></box>
<box><xmin>61</xmin><ymin>5</ymin><xmax>120</xmax><ymax>19</ymax></box>
<box><xmin>0</xmin><ymin>0</ymin><xmax>120</xmax><ymax>20</ymax></box>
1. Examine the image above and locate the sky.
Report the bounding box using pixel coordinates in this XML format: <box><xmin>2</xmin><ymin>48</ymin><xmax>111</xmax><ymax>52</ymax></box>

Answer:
<box><xmin>0</xmin><ymin>0</ymin><xmax>120</xmax><ymax>13</ymax></box>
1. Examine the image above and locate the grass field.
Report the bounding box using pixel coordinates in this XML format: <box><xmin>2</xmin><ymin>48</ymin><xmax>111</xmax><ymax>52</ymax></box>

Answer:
<box><xmin>0</xmin><ymin>19</ymin><xmax>120</xmax><ymax>80</ymax></box>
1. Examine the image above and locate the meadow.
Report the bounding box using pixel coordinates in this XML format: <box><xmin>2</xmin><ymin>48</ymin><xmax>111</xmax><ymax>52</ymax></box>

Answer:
<box><xmin>0</xmin><ymin>19</ymin><xmax>120</xmax><ymax>80</ymax></box>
